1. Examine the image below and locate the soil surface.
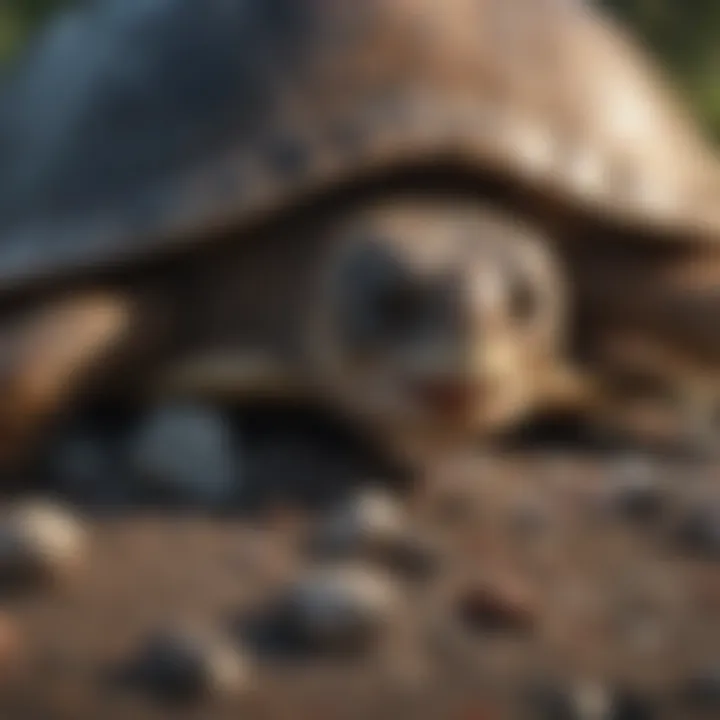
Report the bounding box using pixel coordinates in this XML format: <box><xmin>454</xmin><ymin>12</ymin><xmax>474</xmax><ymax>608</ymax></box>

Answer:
<box><xmin>0</xmin><ymin>424</ymin><xmax>719</xmax><ymax>719</ymax></box>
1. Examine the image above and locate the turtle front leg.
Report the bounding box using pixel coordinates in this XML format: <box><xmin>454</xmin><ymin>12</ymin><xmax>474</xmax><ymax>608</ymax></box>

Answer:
<box><xmin>0</xmin><ymin>292</ymin><xmax>135</xmax><ymax>469</ymax></box>
<box><xmin>585</xmin><ymin>385</ymin><xmax>720</xmax><ymax>456</ymax></box>
<box><xmin>578</xmin><ymin>333</ymin><xmax>720</xmax><ymax>454</ymax></box>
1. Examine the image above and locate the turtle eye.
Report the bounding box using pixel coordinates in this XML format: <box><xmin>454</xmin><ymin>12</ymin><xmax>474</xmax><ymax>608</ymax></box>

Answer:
<box><xmin>373</xmin><ymin>277</ymin><xmax>420</xmax><ymax>335</ymax></box>
<box><xmin>337</xmin><ymin>240</ymin><xmax>421</xmax><ymax>348</ymax></box>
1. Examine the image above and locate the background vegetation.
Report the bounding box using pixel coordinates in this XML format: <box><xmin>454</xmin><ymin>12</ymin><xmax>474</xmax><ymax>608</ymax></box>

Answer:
<box><xmin>0</xmin><ymin>1</ymin><xmax>718</xmax><ymax>140</ymax></box>
<box><xmin>604</xmin><ymin>0</ymin><xmax>720</xmax><ymax>141</ymax></box>
<box><xmin>0</xmin><ymin>0</ymin><xmax>70</xmax><ymax>66</ymax></box>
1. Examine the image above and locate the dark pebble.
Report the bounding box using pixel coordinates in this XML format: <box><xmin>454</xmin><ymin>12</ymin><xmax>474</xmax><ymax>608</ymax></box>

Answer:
<box><xmin>677</xmin><ymin>506</ymin><xmax>720</xmax><ymax>560</ymax></box>
<box><xmin>523</xmin><ymin>678</ymin><xmax>610</xmax><ymax>720</ymax></box>
<box><xmin>609</xmin><ymin>479</ymin><xmax>665</xmax><ymax>523</ymax></box>
<box><xmin>455</xmin><ymin>577</ymin><xmax>536</xmax><ymax>634</ymax></box>
<box><xmin>282</xmin><ymin>565</ymin><xmax>401</xmax><ymax>653</ymax></box>
<box><xmin>679</xmin><ymin>665</ymin><xmax>720</xmax><ymax>711</ymax></box>
<box><xmin>380</xmin><ymin>533</ymin><xmax>443</xmax><ymax>581</ymax></box>
<box><xmin>128</xmin><ymin>627</ymin><xmax>249</xmax><ymax>702</ymax></box>
<box><xmin>310</xmin><ymin>489</ymin><xmax>441</xmax><ymax>580</ymax></box>
<box><xmin>523</xmin><ymin>680</ymin><xmax>577</xmax><ymax>720</ymax></box>
<box><xmin>524</xmin><ymin>679</ymin><xmax>655</xmax><ymax>720</ymax></box>
<box><xmin>611</xmin><ymin>688</ymin><xmax>657</xmax><ymax>720</ymax></box>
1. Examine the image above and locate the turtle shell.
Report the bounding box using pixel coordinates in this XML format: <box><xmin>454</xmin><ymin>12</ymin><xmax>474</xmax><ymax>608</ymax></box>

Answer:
<box><xmin>0</xmin><ymin>0</ymin><xmax>718</xmax><ymax>296</ymax></box>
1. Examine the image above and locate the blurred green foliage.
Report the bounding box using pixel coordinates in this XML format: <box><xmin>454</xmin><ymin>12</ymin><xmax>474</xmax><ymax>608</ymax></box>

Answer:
<box><xmin>0</xmin><ymin>1</ymin><xmax>76</xmax><ymax>64</ymax></box>
<box><xmin>0</xmin><ymin>1</ymin><xmax>718</xmax><ymax>140</ymax></box>
<box><xmin>603</xmin><ymin>1</ymin><xmax>720</xmax><ymax>141</ymax></box>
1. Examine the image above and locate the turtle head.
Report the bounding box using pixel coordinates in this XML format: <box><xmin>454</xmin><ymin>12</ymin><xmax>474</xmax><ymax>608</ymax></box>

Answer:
<box><xmin>310</xmin><ymin>198</ymin><xmax>566</xmax><ymax>442</ymax></box>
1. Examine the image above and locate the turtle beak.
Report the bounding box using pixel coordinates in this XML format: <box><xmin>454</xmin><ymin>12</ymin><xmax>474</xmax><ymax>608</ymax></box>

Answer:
<box><xmin>401</xmin><ymin>339</ymin><xmax>487</xmax><ymax>423</ymax></box>
<box><xmin>409</xmin><ymin>375</ymin><xmax>481</xmax><ymax>419</ymax></box>
<box><xmin>403</xmin><ymin>268</ymin><xmax>526</xmax><ymax>429</ymax></box>
<box><xmin>406</xmin><ymin>339</ymin><xmax>521</xmax><ymax>426</ymax></box>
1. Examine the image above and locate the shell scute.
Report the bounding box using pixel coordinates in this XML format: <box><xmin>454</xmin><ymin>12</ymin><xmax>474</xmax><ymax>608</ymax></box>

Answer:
<box><xmin>0</xmin><ymin>0</ymin><xmax>718</xmax><ymax>293</ymax></box>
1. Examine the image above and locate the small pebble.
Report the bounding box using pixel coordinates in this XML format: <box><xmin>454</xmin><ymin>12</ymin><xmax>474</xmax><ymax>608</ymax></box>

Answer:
<box><xmin>283</xmin><ymin>564</ymin><xmax>402</xmax><ymax>652</ymax></box>
<box><xmin>455</xmin><ymin>575</ymin><xmax>537</xmax><ymax>634</ymax></box>
<box><xmin>130</xmin><ymin>626</ymin><xmax>250</xmax><ymax>702</ymax></box>
<box><xmin>312</xmin><ymin>488</ymin><xmax>408</xmax><ymax>555</ymax></box>
<box><xmin>679</xmin><ymin>664</ymin><xmax>720</xmax><ymax>711</ymax></box>
<box><xmin>526</xmin><ymin>678</ymin><xmax>610</xmax><ymax>720</ymax></box>
<box><xmin>605</xmin><ymin>460</ymin><xmax>665</xmax><ymax>523</ymax></box>
<box><xmin>128</xmin><ymin>403</ymin><xmax>241</xmax><ymax>507</ymax></box>
<box><xmin>610</xmin><ymin>688</ymin><xmax>657</xmax><ymax>720</ymax></box>
<box><xmin>310</xmin><ymin>489</ymin><xmax>439</xmax><ymax>578</ymax></box>
<box><xmin>573</xmin><ymin>681</ymin><xmax>614</xmax><ymax>720</ymax></box>
<box><xmin>0</xmin><ymin>501</ymin><xmax>86</xmax><ymax>590</ymax></box>
<box><xmin>526</xmin><ymin>679</ymin><xmax>654</xmax><ymax>720</ymax></box>
<box><xmin>676</xmin><ymin>505</ymin><xmax>720</xmax><ymax>559</ymax></box>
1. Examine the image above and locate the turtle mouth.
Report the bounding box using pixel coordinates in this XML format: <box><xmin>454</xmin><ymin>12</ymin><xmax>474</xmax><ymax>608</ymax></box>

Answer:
<box><xmin>408</xmin><ymin>376</ymin><xmax>481</xmax><ymax>421</ymax></box>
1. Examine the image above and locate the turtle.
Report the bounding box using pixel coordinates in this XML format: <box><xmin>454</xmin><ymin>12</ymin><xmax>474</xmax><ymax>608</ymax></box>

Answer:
<box><xmin>0</xmin><ymin>0</ymin><xmax>719</xmax><ymax>469</ymax></box>
<box><xmin>0</xmin><ymin>193</ymin><xmax>578</xmax><ymax>471</ymax></box>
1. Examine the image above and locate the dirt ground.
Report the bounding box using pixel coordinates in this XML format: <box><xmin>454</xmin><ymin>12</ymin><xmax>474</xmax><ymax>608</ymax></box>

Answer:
<box><xmin>0</xmin><ymin>422</ymin><xmax>719</xmax><ymax>719</ymax></box>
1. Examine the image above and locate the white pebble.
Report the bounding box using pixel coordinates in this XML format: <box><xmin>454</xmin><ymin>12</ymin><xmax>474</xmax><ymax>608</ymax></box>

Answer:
<box><xmin>0</xmin><ymin>500</ymin><xmax>86</xmax><ymax>586</ymax></box>
<box><xmin>315</xmin><ymin>488</ymin><xmax>408</xmax><ymax>555</ymax></box>
<box><xmin>287</xmin><ymin>564</ymin><xmax>401</xmax><ymax>650</ymax></box>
